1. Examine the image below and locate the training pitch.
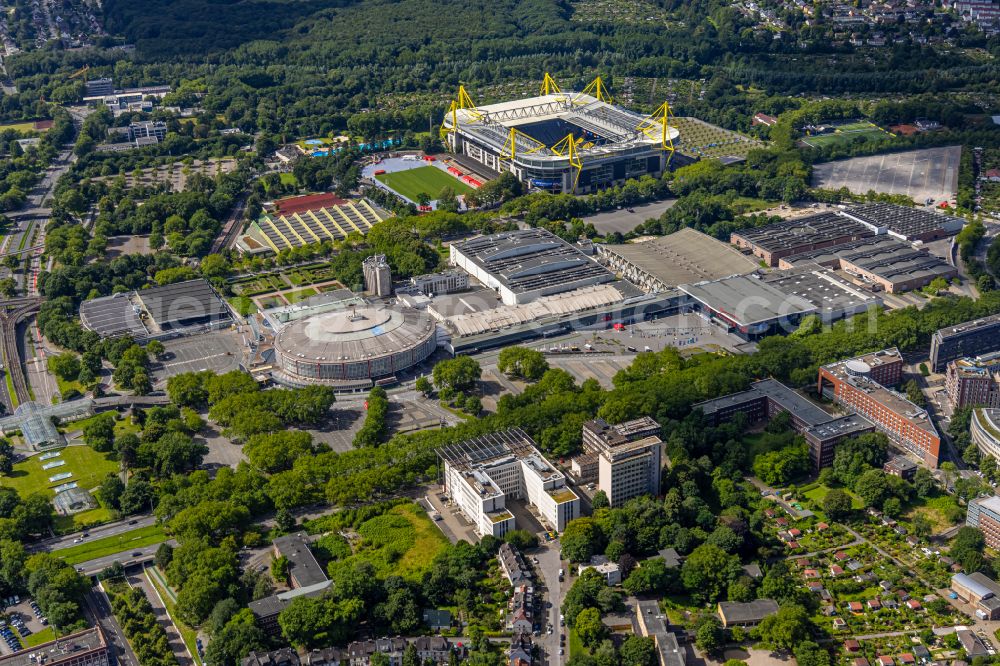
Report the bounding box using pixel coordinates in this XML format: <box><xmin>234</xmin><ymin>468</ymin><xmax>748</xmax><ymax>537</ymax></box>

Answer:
<box><xmin>375</xmin><ymin>165</ymin><xmax>474</xmax><ymax>201</ymax></box>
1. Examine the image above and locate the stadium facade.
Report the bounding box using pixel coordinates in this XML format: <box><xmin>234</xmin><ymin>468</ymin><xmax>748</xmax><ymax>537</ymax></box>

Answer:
<box><xmin>441</xmin><ymin>76</ymin><xmax>680</xmax><ymax>194</ymax></box>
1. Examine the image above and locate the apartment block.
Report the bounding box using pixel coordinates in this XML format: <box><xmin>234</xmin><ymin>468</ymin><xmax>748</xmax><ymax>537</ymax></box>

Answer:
<box><xmin>946</xmin><ymin>355</ymin><xmax>1000</xmax><ymax>409</ymax></box>
<box><xmin>967</xmin><ymin>495</ymin><xmax>1000</xmax><ymax>550</ymax></box>
<box><xmin>694</xmin><ymin>378</ymin><xmax>872</xmax><ymax>470</ymax></box>
<box><xmin>818</xmin><ymin>348</ymin><xmax>940</xmax><ymax>467</ymax></box>
<box><xmin>930</xmin><ymin>313</ymin><xmax>1000</xmax><ymax>372</ymax></box>
<box><xmin>581</xmin><ymin>417</ymin><xmax>663</xmax><ymax>506</ymax></box>
<box><xmin>437</xmin><ymin>428</ymin><xmax>579</xmax><ymax>538</ymax></box>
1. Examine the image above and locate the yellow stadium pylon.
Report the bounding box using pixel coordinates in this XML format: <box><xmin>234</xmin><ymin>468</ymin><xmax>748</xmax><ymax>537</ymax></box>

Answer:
<box><xmin>573</xmin><ymin>76</ymin><xmax>613</xmax><ymax>105</ymax></box>
<box><xmin>540</xmin><ymin>73</ymin><xmax>563</xmax><ymax>96</ymax></box>
<box><xmin>551</xmin><ymin>133</ymin><xmax>583</xmax><ymax>192</ymax></box>
<box><xmin>501</xmin><ymin>127</ymin><xmax>547</xmax><ymax>161</ymax></box>
<box><xmin>637</xmin><ymin>101</ymin><xmax>676</xmax><ymax>154</ymax></box>
<box><xmin>440</xmin><ymin>85</ymin><xmax>483</xmax><ymax>140</ymax></box>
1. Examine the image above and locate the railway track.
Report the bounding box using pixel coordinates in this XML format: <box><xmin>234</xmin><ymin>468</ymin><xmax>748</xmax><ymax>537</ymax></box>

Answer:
<box><xmin>0</xmin><ymin>298</ymin><xmax>41</xmax><ymax>409</ymax></box>
<box><xmin>210</xmin><ymin>193</ymin><xmax>248</xmax><ymax>254</ymax></box>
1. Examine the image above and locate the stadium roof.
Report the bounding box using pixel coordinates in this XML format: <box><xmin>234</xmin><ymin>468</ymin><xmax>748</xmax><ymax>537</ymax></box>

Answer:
<box><xmin>600</xmin><ymin>228</ymin><xmax>759</xmax><ymax>288</ymax></box>
<box><xmin>445</xmin><ymin>92</ymin><xmax>678</xmax><ymax>162</ymax></box>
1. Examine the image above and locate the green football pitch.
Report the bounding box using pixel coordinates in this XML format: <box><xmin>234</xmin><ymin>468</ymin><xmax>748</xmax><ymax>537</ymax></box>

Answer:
<box><xmin>375</xmin><ymin>165</ymin><xmax>474</xmax><ymax>201</ymax></box>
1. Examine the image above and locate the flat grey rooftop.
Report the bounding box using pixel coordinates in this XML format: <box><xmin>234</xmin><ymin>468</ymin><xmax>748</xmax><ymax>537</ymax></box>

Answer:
<box><xmin>679</xmin><ymin>274</ymin><xmax>815</xmax><ymax>326</ymax></box>
<box><xmin>781</xmin><ymin>235</ymin><xmax>907</xmax><ymax>267</ymax></box>
<box><xmin>452</xmin><ymin>229</ymin><xmax>613</xmax><ymax>295</ymax></box>
<box><xmin>601</xmin><ymin>228</ymin><xmax>759</xmax><ymax>287</ymax></box>
<box><xmin>137</xmin><ymin>279</ymin><xmax>231</xmax><ymax>329</ymax></box>
<box><xmin>732</xmin><ymin>212</ymin><xmax>873</xmax><ymax>253</ymax></box>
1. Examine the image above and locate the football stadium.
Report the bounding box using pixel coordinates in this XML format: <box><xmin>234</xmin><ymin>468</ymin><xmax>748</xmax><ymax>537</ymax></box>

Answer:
<box><xmin>440</xmin><ymin>75</ymin><xmax>681</xmax><ymax>194</ymax></box>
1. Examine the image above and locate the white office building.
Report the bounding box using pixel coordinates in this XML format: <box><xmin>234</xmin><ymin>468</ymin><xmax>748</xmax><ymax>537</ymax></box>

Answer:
<box><xmin>581</xmin><ymin>417</ymin><xmax>663</xmax><ymax>507</ymax></box>
<box><xmin>438</xmin><ymin>428</ymin><xmax>579</xmax><ymax>538</ymax></box>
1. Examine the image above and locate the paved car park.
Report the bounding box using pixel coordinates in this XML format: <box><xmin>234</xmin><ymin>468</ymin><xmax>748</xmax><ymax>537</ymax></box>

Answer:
<box><xmin>151</xmin><ymin>329</ymin><xmax>243</xmax><ymax>385</ymax></box>
<box><xmin>0</xmin><ymin>597</ymin><xmax>49</xmax><ymax>655</ymax></box>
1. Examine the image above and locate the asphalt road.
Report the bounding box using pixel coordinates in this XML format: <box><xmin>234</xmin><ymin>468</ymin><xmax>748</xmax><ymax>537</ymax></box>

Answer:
<box><xmin>29</xmin><ymin>514</ymin><xmax>158</xmax><ymax>553</ymax></box>
<box><xmin>85</xmin><ymin>587</ymin><xmax>138</xmax><ymax>666</ymax></box>
<box><xmin>127</xmin><ymin>566</ymin><xmax>193</xmax><ymax>666</ymax></box>
<box><xmin>76</xmin><ymin>540</ymin><xmax>178</xmax><ymax>577</ymax></box>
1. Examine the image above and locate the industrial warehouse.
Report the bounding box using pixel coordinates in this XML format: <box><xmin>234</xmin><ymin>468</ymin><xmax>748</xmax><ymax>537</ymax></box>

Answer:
<box><xmin>440</xmin><ymin>75</ymin><xmax>680</xmax><ymax>194</ymax></box>
<box><xmin>79</xmin><ymin>279</ymin><xmax>233</xmax><ymax>340</ymax></box>
<box><xmin>449</xmin><ymin>228</ymin><xmax>616</xmax><ymax>305</ymax></box>
<box><xmin>676</xmin><ymin>265</ymin><xmax>881</xmax><ymax>340</ymax></box>
<box><xmin>730</xmin><ymin>204</ymin><xmax>960</xmax><ymax>293</ymax></box>
<box><xmin>596</xmin><ymin>228</ymin><xmax>760</xmax><ymax>292</ymax></box>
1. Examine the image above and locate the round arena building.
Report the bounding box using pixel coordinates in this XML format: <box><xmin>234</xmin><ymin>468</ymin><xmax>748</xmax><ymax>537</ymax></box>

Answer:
<box><xmin>273</xmin><ymin>304</ymin><xmax>436</xmax><ymax>385</ymax></box>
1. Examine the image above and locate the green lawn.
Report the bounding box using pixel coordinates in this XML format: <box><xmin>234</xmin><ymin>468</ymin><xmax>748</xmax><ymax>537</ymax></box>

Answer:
<box><xmin>0</xmin><ymin>445</ymin><xmax>118</xmax><ymax>500</ymax></box>
<box><xmin>4</xmin><ymin>368</ymin><xmax>17</xmax><ymax>409</ymax></box>
<box><xmin>279</xmin><ymin>172</ymin><xmax>298</xmax><ymax>186</ymax></box>
<box><xmin>23</xmin><ymin>627</ymin><xmax>55</xmax><ymax>646</ymax></box>
<box><xmin>60</xmin><ymin>413</ymin><xmax>139</xmax><ymax>438</ymax></box>
<box><xmin>801</xmin><ymin>483</ymin><xmax>865</xmax><ymax>509</ymax></box>
<box><xmin>54</xmin><ymin>507</ymin><xmax>114</xmax><ymax>533</ymax></box>
<box><xmin>56</xmin><ymin>525</ymin><xmax>168</xmax><ymax>565</ymax></box>
<box><xmin>569</xmin><ymin>627</ymin><xmax>584</xmax><ymax>657</ymax></box>
<box><xmin>800</xmin><ymin>122</ymin><xmax>893</xmax><ymax>149</ymax></box>
<box><xmin>285</xmin><ymin>287</ymin><xmax>317</xmax><ymax>304</ymax></box>
<box><xmin>334</xmin><ymin>503</ymin><xmax>448</xmax><ymax>581</ymax></box>
<box><xmin>375</xmin><ymin>166</ymin><xmax>474</xmax><ymax>202</ymax></box>
<box><xmin>47</xmin><ymin>356</ymin><xmax>86</xmax><ymax>398</ymax></box>
<box><xmin>0</xmin><ymin>121</ymin><xmax>41</xmax><ymax>133</ymax></box>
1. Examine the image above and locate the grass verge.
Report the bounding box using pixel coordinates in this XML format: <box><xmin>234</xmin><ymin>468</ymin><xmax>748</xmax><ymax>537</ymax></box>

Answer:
<box><xmin>56</xmin><ymin>525</ymin><xmax>168</xmax><ymax>565</ymax></box>
<box><xmin>23</xmin><ymin>627</ymin><xmax>55</xmax><ymax>646</ymax></box>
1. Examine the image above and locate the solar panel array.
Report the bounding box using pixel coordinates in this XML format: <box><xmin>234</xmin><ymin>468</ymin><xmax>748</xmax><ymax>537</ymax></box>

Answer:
<box><xmin>79</xmin><ymin>294</ymin><xmax>147</xmax><ymax>338</ymax></box>
<box><xmin>255</xmin><ymin>201</ymin><xmax>386</xmax><ymax>252</ymax></box>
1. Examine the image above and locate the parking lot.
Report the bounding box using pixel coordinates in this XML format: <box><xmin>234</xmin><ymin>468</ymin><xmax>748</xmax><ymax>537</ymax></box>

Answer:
<box><xmin>151</xmin><ymin>329</ymin><xmax>244</xmax><ymax>386</ymax></box>
<box><xmin>504</xmin><ymin>313</ymin><xmax>746</xmax><ymax>387</ymax></box>
<box><xmin>580</xmin><ymin>199</ymin><xmax>678</xmax><ymax>234</ymax></box>
<box><xmin>811</xmin><ymin>146</ymin><xmax>961</xmax><ymax>204</ymax></box>
<box><xmin>0</xmin><ymin>597</ymin><xmax>49</xmax><ymax>654</ymax></box>
<box><xmin>305</xmin><ymin>403</ymin><xmax>366</xmax><ymax>453</ymax></box>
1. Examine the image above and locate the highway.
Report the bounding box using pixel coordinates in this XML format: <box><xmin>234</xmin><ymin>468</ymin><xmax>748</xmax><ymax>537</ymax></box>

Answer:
<box><xmin>75</xmin><ymin>540</ymin><xmax>178</xmax><ymax>577</ymax></box>
<box><xmin>28</xmin><ymin>513</ymin><xmax>158</xmax><ymax>553</ymax></box>
<box><xmin>85</xmin><ymin>587</ymin><xmax>138</xmax><ymax>666</ymax></box>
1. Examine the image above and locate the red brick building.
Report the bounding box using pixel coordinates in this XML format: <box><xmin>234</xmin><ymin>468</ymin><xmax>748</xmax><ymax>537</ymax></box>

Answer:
<box><xmin>818</xmin><ymin>348</ymin><xmax>941</xmax><ymax>467</ymax></box>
